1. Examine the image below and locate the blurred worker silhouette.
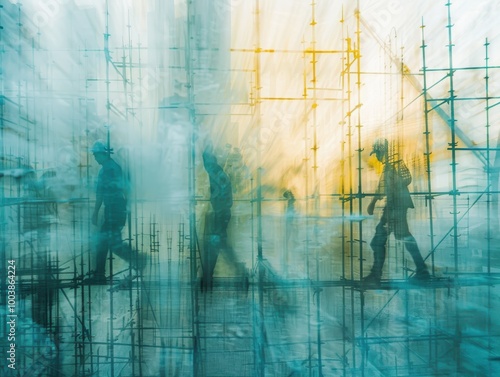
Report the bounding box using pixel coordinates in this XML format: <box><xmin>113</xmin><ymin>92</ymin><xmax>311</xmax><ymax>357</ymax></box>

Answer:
<box><xmin>364</xmin><ymin>139</ymin><xmax>430</xmax><ymax>284</ymax></box>
<box><xmin>22</xmin><ymin>168</ymin><xmax>58</xmax><ymax>326</ymax></box>
<box><xmin>283</xmin><ymin>189</ymin><xmax>296</xmax><ymax>275</ymax></box>
<box><xmin>22</xmin><ymin>169</ymin><xmax>57</xmax><ymax>249</ymax></box>
<box><xmin>86</xmin><ymin>140</ymin><xmax>142</xmax><ymax>284</ymax></box>
<box><xmin>201</xmin><ymin>144</ymin><xmax>234</xmax><ymax>289</ymax></box>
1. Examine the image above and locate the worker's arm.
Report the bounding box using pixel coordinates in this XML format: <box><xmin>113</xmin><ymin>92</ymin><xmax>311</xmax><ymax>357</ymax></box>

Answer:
<box><xmin>92</xmin><ymin>171</ymin><xmax>104</xmax><ymax>226</ymax></box>
<box><xmin>368</xmin><ymin>170</ymin><xmax>386</xmax><ymax>215</ymax></box>
<box><xmin>92</xmin><ymin>196</ymin><xmax>102</xmax><ymax>226</ymax></box>
<box><xmin>367</xmin><ymin>197</ymin><xmax>378</xmax><ymax>215</ymax></box>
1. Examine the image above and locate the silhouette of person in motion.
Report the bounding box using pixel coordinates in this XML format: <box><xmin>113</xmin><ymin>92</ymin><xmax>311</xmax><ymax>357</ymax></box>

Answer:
<box><xmin>201</xmin><ymin>145</ymin><xmax>233</xmax><ymax>289</ymax></box>
<box><xmin>86</xmin><ymin>140</ymin><xmax>143</xmax><ymax>284</ymax></box>
<box><xmin>364</xmin><ymin>139</ymin><xmax>430</xmax><ymax>283</ymax></box>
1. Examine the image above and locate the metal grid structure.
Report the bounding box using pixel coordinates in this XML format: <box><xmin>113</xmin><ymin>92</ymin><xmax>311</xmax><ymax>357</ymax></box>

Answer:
<box><xmin>1</xmin><ymin>1</ymin><xmax>500</xmax><ymax>376</ymax></box>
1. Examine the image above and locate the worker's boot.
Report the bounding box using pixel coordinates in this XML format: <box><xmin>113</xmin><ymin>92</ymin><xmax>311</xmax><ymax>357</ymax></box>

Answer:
<box><xmin>404</xmin><ymin>236</ymin><xmax>431</xmax><ymax>282</ymax></box>
<box><xmin>362</xmin><ymin>269</ymin><xmax>382</xmax><ymax>284</ymax></box>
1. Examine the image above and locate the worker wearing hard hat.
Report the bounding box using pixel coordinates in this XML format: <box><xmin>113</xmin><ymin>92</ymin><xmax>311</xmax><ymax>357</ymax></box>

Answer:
<box><xmin>364</xmin><ymin>138</ymin><xmax>430</xmax><ymax>284</ymax></box>
<box><xmin>86</xmin><ymin>140</ymin><xmax>129</xmax><ymax>284</ymax></box>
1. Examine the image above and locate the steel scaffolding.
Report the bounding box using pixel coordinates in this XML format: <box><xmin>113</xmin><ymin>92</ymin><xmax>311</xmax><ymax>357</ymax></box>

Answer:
<box><xmin>1</xmin><ymin>1</ymin><xmax>500</xmax><ymax>377</ymax></box>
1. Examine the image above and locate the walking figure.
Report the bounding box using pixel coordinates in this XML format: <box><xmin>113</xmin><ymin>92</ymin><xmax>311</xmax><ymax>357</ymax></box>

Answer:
<box><xmin>364</xmin><ymin>139</ymin><xmax>430</xmax><ymax>283</ymax></box>
<box><xmin>86</xmin><ymin>140</ymin><xmax>141</xmax><ymax>284</ymax></box>
<box><xmin>201</xmin><ymin>146</ymin><xmax>233</xmax><ymax>288</ymax></box>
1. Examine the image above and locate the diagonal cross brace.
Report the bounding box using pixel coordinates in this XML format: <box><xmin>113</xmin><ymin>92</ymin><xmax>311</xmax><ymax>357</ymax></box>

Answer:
<box><xmin>359</xmin><ymin>15</ymin><xmax>490</xmax><ymax>168</ymax></box>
